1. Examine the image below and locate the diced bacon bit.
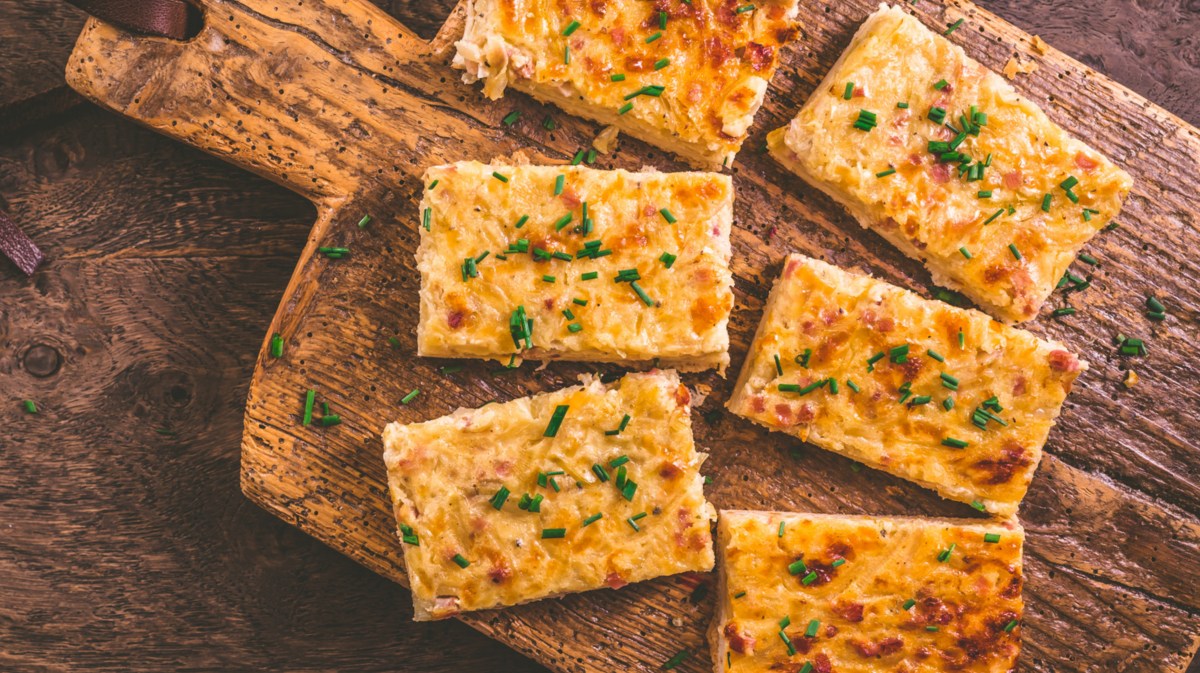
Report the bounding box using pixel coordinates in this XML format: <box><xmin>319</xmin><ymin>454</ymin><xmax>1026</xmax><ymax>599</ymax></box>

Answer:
<box><xmin>972</xmin><ymin>441</ymin><xmax>1032</xmax><ymax>485</ymax></box>
<box><xmin>1012</xmin><ymin>375</ymin><xmax>1028</xmax><ymax>396</ymax></box>
<box><xmin>792</xmin><ymin>635</ymin><xmax>813</xmax><ymax>655</ymax></box>
<box><xmin>724</xmin><ymin>622</ymin><xmax>757</xmax><ymax>655</ymax></box>
<box><xmin>544</xmin><ymin>297</ymin><xmax>557</xmax><ymax>311</ymax></box>
<box><xmin>827</xmin><ymin>541</ymin><xmax>853</xmax><ymax>559</ymax></box>
<box><xmin>674</xmin><ymin>508</ymin><xmax>709</xmax><ymax>551</ymax></box>
<box><xmin>715</xmin><ymin>0</ymin><xmax>741</xmax><ymax>27</ymax></box>
<box><xmin>749</xmin><ymin>394</ymin><xmax>766</xmax><ymax>414</ymax></box>
<box><xmin>1003</xmin><ymin>170</ymin><xmax>1024</xmax><ymax>190</ymax></box>
<box><xmin>824</xmin><ymin>625</ymin><xmax>839</xmax><ymax>637</ymax></box>
<box><xmin>687</xmin><ymin>82</ymin><xmax>704</xmax><ymax>103</ymax></box>
<box><xmin>853</xmin><ymin>637</ymin><xmax>904</xmax><ymax>658</ymax></box>
<box><xmin>431</xmin><ymin>596</ymin><xmax>460</xmax><ymax>617</ymax></box>
<box><xmin>704</xmin><ymin>36</ymin><xmax>733</xmax><ymax>68</ymax></box>
<box><xmin>898</xmin><ymin>356</ymin><xmax>925</xmax><ymax>379</ymax></box>
<box><xmin>605</xmin><ymin>572</ymin><xmax>628</xmax><ymax>589</ymax></box>
<box><xmin>654</xmin><ymin>0</ymin><xmax>695</xmax><ymax>20</ymax></box>
<box><xmin>834</xmin><ymin>601</ymin><xmax>865</xmax><ymax>623</ymax></box>
<box><xmin>774</xmin><ymin>403</ymin><xmax>796</xmax><ymax>427</ymax></box>
<box><xmin>786</xmin><ymin>257</ymin><xmax>803</xmax><ymax>275</ymax></box>
<box><xmin>916</xmin><ymin>646</ymin><xmax>932</xmax><ymax>659</ymax></box>
<box><xmin>447</xmin><ymin>310</ymin><xmax>465</xmax><ymax>329</ymax></box>
<box><xmin>930</xmin><ymin>162</ymin><xmax>952</xmax><ymax>184</ymax></box>
<box><xmin>493</xmin><ymin>459</ymin><xmax>514</xmax><ymax>477</ymax></box>
<box><xmin>813</xmin><ymin>653</ymin><xmax>833</xmax><ymax>673</ymax></box>
<box><xmin>590</xmin><ymin>0</ymin><xmax>608</xmax><ymax>15</ymax></box>
<box><xmin>1075</xmin><ymin>152</ymin><xmax>1100</xmax><ymax>172</ymax></box>
<box><xmin>675</xmin><ymin>384</ymin><xmax>692</xmax><ymax>407</ymax></box>
<box><xmin>983</xmin><ymin>264</ymin><xmax>1010</xmax><ymax>285</ymax></box>
<box><xmin>745</xmin><ymin>42</ymin><xmax>775</xmax><ymax>72</ymax></box>
<box><xmin>659</xmin><ymin>461</ymin><xmax>684</xmax><ymax>479</ymax></box>
<box><xmin>488</xmin><ymin>561</ymin><xmax>513</xmax><ymax>584</ymax></box>
<box><xmin>608</xmin><ymin>26</ymin><xmax>624</xmax><ymax>46</ymax></box>
<box><xmin>861</xmin><ymin>309</ymin><xmax>895</xmax><ymax>334</ymax></box>
<box><xmin>624</xmin><ymin>55</ymin><xmax>654</xmax><ymax>72</ymax></box>
<box><xmin>642</xmin><ymin>203</ymin><xmax>658</xmax><ymax>217</ymax></box>
<box><xmin>1048</xmin><ymin>349</ymin><xmax>1082</xmax><ymax>373</ymax></box>
<box><xmin>914</xmin><ymin>596</ymin><xmax>955</xmax><ymax>626</ymax></box>
<box><xmin>1000</xmin><ymin>572</ymin><xmax>1023</xmax><ymax>599</ymax></box>
<box><xmin>560</xmin><ymin>187</ymin><xmax>581</xmax><ymax>208</ymax></box>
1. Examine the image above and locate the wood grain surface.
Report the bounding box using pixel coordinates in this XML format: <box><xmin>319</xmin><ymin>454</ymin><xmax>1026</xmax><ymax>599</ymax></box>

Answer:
<box><xmin>2</xmin><ymin>1</ymin><xmax>1198</xmax><ymax>672</ymax></box>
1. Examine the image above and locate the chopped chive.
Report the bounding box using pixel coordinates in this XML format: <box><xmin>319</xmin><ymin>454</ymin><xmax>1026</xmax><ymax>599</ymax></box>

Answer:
<box><xmin>660</xmin><ymin>251</ymin><xmax>677</xmax><ymax>268</ymax></box>
<box><xmin>591</xmin><ymin>463</ymin><xmax>609</xmax><ymax>482</ymax></box>
<box><xmin>977</xmin><ymin>190</ymin><xmax>992</xmax><ymax>199</ymax></box>
<box><xmin>401</xmin><ymin>389</ymin><xmax>420</xmax><ymax>404</ymax></box>
<box><xmin>662</xmin><ymin>649</ymin><xmax>691</xmax><ymax>670</ymax></box>
<box><xmin>1004</xmin><ymin>619</ymin><xmax>1019</xmax><ymax>633</ymax></box>
<box><xmin>501</xmin><ymin>110</ymin><xmax>521</xmax><ymax>126</ymax></box>
<box><xmin>846</xmin><ymin>379</ymin><xmax>861</xmax><ymax>393</ymax></box>
<box><xmin>654</xmin><ymin>58</ymin><xmax>670</xmax><ymax>70</ymax></box>
<box><xmin>796</xmin><ymin>349</ymin><xmax>812</xmax><ymax>367</ymax></box>
<box><xmin>1060</xmin><ymin>175</ymin><xmax>1079</xmax><ymax>190</ymax></box>
<box><xmin>940</xmin><ymin>372</ymin><xmax>959</xmax><ymax>387</ymax></box>
<box><xmin>428</xmin><ymin>180</ymin><xmax>438</xmax><ymax>190</ymax></box>
<box><xmin>542</xmin><ymin>528</ymin><xmax>567</xmax><ymax>539</ymax></box>
<box><xmin>554</xmin><ymin>174</ymin><xmax>565</xmax><ymax>195</ymax></box>
<box><xmin>801</xmin><ymin>571</ymin><xmax>818</xmax><ymax>586</ymax></box>
<box><xmin>942</xmin><ymin>437</ymin><xmax>969</xmax><ymax>449</ymax></box>
<box><xmin>959</xmin><ymin>246</ymin><xmax>972</xmax><ymax>259</ymax></box>
<box><xmin>909</xmin><ymin>395</ymin><xmax>932</xmax><ymax>406</ymax></box>
<box><xmin>544</xmin><ymin>404</ymin><xmax>570</xmax><ymax>437</ymax></box>
<box><xmin>562</xmin><ymin>308</ymin><xmax>575</xmax><ymax>320</ymax></box>
<box><xmin>971</xmin><ymin>500</ymin><xmax>986</xmax><ymax>511</ymax></box>
<box><xmin>564</xmin><ymin>44</ymin><xmax>570</xmax><ymax>64</ymax></box>
<box><xmin>937</xmin><ymin>543</ymin><xmax>956</xmax><ymax>562</ymax></box>
<box><xmin>609</xmin><ymin>454</ymin><xmax>630</xmax><ymax>468</ymax></box>
<box><xmin>943</xmin><ymin>397</ymin><xmax>955</xmax><ymax>411</ymax></box>
<box><xmin>734</xmin><ymin>591</ymin><xmax>746</xmax><ymax>599</ymax></box>
<box><xmin>1008</xmin><ymin>243</ymin><xmax>1022</xmax><ymax>260</ymax></box>
<box><xmin>843</xmin><ymin>81</ymin><xmax>855</xmax><ymax>100</ymax></box>
<box><xmin>903</xmin><ymin>598</ymin><xmax>916</xmax><ymax>610</ymax></box>
<box><xmin>659</xmin><ymin>10</ymin><xmax>668</xmax><ymax>28</ymax></box>
<box><xmin>876</xmin><ymin>168</ymin><xmax>897</xmax><ymax>178</ymax></box>
<box><xmin>659</xmin><ymin>208</ymin><xmax>677</xmax><ymax>223</ymax></box>
<box><xmin>582</xmin><ymin>512</ymin><xmax>603</xmax><ymax>527</ymax></box>
<box><xmin>927</xmin><ymin>349</ymin><xmax>945</xmax><ymax>362</ymax></box>
<box><xmin>1052</xmin><ymin>307</ymin><xmax>1076</xmax><ymax>317</ymax></box>
<box><xmin>828</xmin><ymin>379</ymin><xmax>839</xmax><ymax>394</ymax></box>
<box><xmin>1079</xmin><ymin>253</ymin><xmax>1098</xmax><ymax>265</ymax></box>
<box><xmin>452</xmin><ymin>554</ymin><xmax>470</xmax><ymax>568</ymax></box>
<box><xmin>645</xmin><ymin>31</ymin><xmax>662</xmax><ymax>43</ymax></box>
<box><xmin>562</xmin><ymin>19</ymin><xmax>581</xmax><ymax>36</ymax></box>
<box><xmin>1147</xmin><ymin>296</ymin><xmax>1165</xmax><ymax>313</ymax></box>
<box><xmin>958</xmin><ymin>330</ymin><xmax>965</xmax><ymax>348</ymax></box>
<box><xmin>944</xmin><ymin>18</ymin><xmax>964</xmax><ymax>35</ymax></box>
<box><xmin>926</xmin><ymin>626</ymin><xmax>940</xmax><ymax>632</ymax></box>
<box><xmin>581</xmin><ymin>271</ymin><xmax>599</xmax><ymax>280</ymax></box>
<box><xmin>778</xmin><ymin>380</ymin><xmax>826</xmax><ymax>395</ymax></box>
<box><xmin>928</xmin><ymin>106</ymin><xmax>947</xmax><ymax>124</ymax></box>
<box><xmin>735</xmin><ymin>3</ymin><xmax>755</xmax><ymax>12</ymax></box>
<box><xmin>23</xmin><ymin>399</ymin><xmax>38</xmax><ymax>414</ymax></box>
<box><xmin>320</xmin><ymin>414</ymin><xmax>341</xmax><ymax>426</ymax></box>
<box><xmin>984</xmin><ymin>533</ymin><xmax>1001</xmax><ymax>543</ymax></box>
<box><xmin>618</xmin><ymin>102</ymin><xmax>634</xmax><ymax>115</ymax></box>
<box><xmin>778</xmin><ymin>521</ymin><xmax>786</xmax><ymax>537</ymax></box>
<box><xmin>831</xmin><ymin>558</ymin><xmax>846</xmax><ymax>568</ymax></box>
<box><xmin>933</xmin><ymin>78</ymin><xmax>949</xmax><ymax>90</ymax></box>
<box><xmin>357</xmin><ymin>214</ymin><xmax>372</xmax><ymax>228</ymax></box>
<box><xmin>490</xmin><ymin>486</ymin><xmax>510</xmax><ymax>510</ymax></box>
<box><xmin>572</xmin><ymin>298</ymin><xmax>588</xmax><ymax>306</ymax></box>
<box><xmin>897</xmin><ymin>101</ymin><xmax>909</xmax><ymax>109</ymax></box>
<box><xmin>269</xmin><ymin>333</ymin><xmax>284</xmax><ymax>358</ymax></box>
<box><xmin>492</xmin><ymin>171</ymin><xmax>509</xmax><ymax>183</ymax></box>
<box><xmin>787</xmin><ymin>558</ymin><xmax>807</xmax><ymax>574</ymax></box>
<box><xmin>630</xmin><ymin>281</ymin><xmax>654</xmax><ymax>306</ymax></box>
<box><xmin>388</xmin><ymin>336</ymin><xmax>401</xmax><ymax>348</ymax></box>
<box><xmin>554</xmin><ymin>213</ymin><xmax>573</xmax><ymax>230</ymax></box>
<box><xmin>621</xmin><ymin>479</ymin><xmax>638</xmax><ymax>501</ymax></box>
<box><xmin>798</xmin><ymin>664</ymin><xmax>812</xmax><ymax>673</ymax></box>
<box><xmin>542</xmin><ymin>274</ymin><xmax>556</xmax><ymax>283</ymax></box>
<box><xmin>611</xmin><ymin>73</ymin><xmax>626</xmax><ymax>82</ymax></box>
<box><xmin>805</xmin><ymin>620</ymin><xmax>820</xmax><ymax>638</ymax></box>
<box><xmin>1041</xmin><ymin>193</ymin><xmax>1052</xmax><ymax>212</ymax></box>
<box><xmin>571</xmin><ymin>149</ymin><xmax>585</xmax><ymax>166</ymax></box>
<box><xmin>983</xmin><ymin>208</ymin><xmax>1005</xmax><ymax>225</ymax></box>
<box><xmin>302</xmin><ymin>389</ymin><xmax>316</xmax><ymax>426</ymax></box>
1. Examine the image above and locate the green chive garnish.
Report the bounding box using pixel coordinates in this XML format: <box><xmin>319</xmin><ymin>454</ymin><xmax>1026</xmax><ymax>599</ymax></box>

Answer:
<box><xmin>933</xmin><ymin>79</ymin><xmax>949</xmax><ymax>90</ymax></box>
<box><xmin>1008</xmin><ymin>243</ymin><xmax>1022</xmax><ymax>260</ymax></box>
<box><xmin>944</xmin><ymin>18</ymin><xmax>964</xmax><ymax>35</ymax></box>
<box><xmin>937</xmin><ymin>543</ymin><xmax>956</xmax><ymax>562</ymax></box>
<box><xmin>645</xmin><ymin>31</ymin><xmax>662</xmax><ymax>43</ymax></box>
<box><xmin>805</xmin><ymin>620</ymin><xmax>820</xmax><ymax>638</ymax></box>
<box><xmin>542</xmin><ymin>528</ymin><xmax>566</xmax><ymax>539</ymax></box>
<box><xmin>542</xmin><ymin>274</ymin><xmax>556</xmax><ymax>283</ymax></box>
<box><xmin>23</xmin><ymin>399</ymin><xmax>38</xmax><ymax>414</ymax></box>
<box><xmin>581</xmin><ymin>271</ymin><xmax>598</xmax><ymax>280</ymax></box>
<box><xmin>554</xmin><ymin>174</ymin><xmax>565</xmax><ymax>195</ymax></box>
<box><xmin>618</xmin><ymin>102</ymin><xmax>634</xmax><ymax>115</ymax></box>
<box><xmin>490</xmin><ymin>486</ymin><xmax>510</xmax><ymax>509</ymax></box>
<box><xmin>611</xmin><ymin>73</ymin><xmax>626</xmax><ymax>82</ymax></box>
<box><xmin>942</xmin><ymin>437</ymin><xmax>969</xmax><ymax>449</ymax></box>
<box><xmin>959</xmin><ymin>246</ymin><xmax>972</xmax><ymax>259</ymax></box>
<box><xmin>735</xmin><ymin>3</ymin><xmax>755</xmax><ymax>12</ymax></box>
<box><xmin>302</xmin><ymin>389</ymin><xmax>316</xmax><ymax>426</ymax></box>
<box><xmin>876</xmin><ymin>168</ymin><xmax>897</xmax><ymax>178</ymax></box>
<box><xmin>1053</xmin><ymin>307</ymin><xmax>1076</xmax><ymax>317</ymax></box>
<box><xmin>654</xmin><ymin>58</ymin><xmax>670</xmax><ymax>70</ymax></box>
<box><xmin>903</xmin><ymin>598</ymin><xmax>916</xmax><ymax>610</ymax></box>
<box><xmin>660</xmin><ymin>251</ymin><xmax>677</xmax><ymax>268</ymax></box>
<box><xmin>983</xmin><ymin>208</ymin><xmax>1005</xmax><ymax>225</ymax></box>
<box><xmin>943</xmin><ymin>397</ymin><xmax>955</xmax><ymax>411</ymax></box>
<box><xmin>927</xmin><ymin>349</ymin><xmax>945</xmax><ymax>362</ymax></box>
<box><xmin>659</xmin><ymin>208</ymin><xmax>677</xmax><ymax>223</ymax></box>
<box><xmin>544</xmin><ymin>404</ymin><xmax>569</xmax><ymax>437</ymax></box>
<box><xmin>562</xmin><ymin>19</ymin><xmax>581</xmax><ymax>36</ymax></box>
<box><xmin>846</xmin><ymin>380</ymin><xmax>861</xmax><ymax>393</ymax></box>
<box><xmin>502</xmin><ymin>110</ymin><xmax>521</xmax><ymax>126</ymax></box>
<box><xmin>897</xmin><ymin>101</ymin><xmax>909</xmax><ymax>109</ymax></box>
<box><xmin>583</xmin><ymin>512</ymin><xmax>603</xmax><ymax>527</ymax></box>
<box><xmin>662</xmin><ymin>650</ymin><xmax>691</xmax><ymax>670</ymax></box>
<box><xmin>270</xmin><ymin>333</ymin><xmax>284</xmax><ymax>358</ymax></box>
<box><xmin>630</xmin><ymin>281</ymin><xmax>654</xmax><ymax>306</ymax></box>
<box><xmin>492</xmin><ymin>171</ymin><xmax>509</xmax><ymax>183</ymax></box>
<box><xmin>778</xmin><ymin>521</ymin><xmax>786</xmax><ymax>537</ymax></box>
<box><xmin>1004</xmin><ymin>619</ymin><xmax>1019</xmax><ymax>633</ymax></box>
<box><xmin>452</xmin><ymin>554</ymin><xmax>470</xmax><ymax>568</ymax></box>
<box><xmin>977</xmin><ymin>190</ymin><xmax>992</xmax><ymax>199</ymax></box>
<box><xmin>554</xmin><ymin>213</ymin><xmax>573</xmax><ymax>230</ymax></box>
<box><xmin>357</xmin><ymin>214</ymin><xmax>372</xmax><ymax>228</ymax></box>
<box><xmin>1041</xmin><ymin>193</ymin><xmax>1052</xmax><ymax>212</ymax></box>
<box><xmin>801</xmin><ymin>571</ymin><xmax>818</xmax><ymax>586</ymax></box>
<box><xmin>401</xmin><ymin>389</ymin><xmax>420</xmax><ymax>404</ymax></box>
<box><xmin>971</xmin><ymin>500</ymin><xmax>986</xmax><ymax>512</ymax></box>
<box><xmin>843</xmin><ymin>82</ymin><xmax>855</xmax><ymax>100</ymax></box>
<box><xmin>984</xmin><ymin>533</ymin><xmax>1001</xmax><ymax>543</ymax></box>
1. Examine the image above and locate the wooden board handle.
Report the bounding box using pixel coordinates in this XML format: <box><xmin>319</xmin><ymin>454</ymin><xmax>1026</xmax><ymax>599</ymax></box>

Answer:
<box><xmin>64</xmin><ymin>0</ymin><xmax>467</xmax><ymax>205</ymax></box>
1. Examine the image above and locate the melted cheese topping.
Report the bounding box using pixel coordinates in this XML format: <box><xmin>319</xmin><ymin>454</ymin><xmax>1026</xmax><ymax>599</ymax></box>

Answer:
<box><xmin>712</xmin><ymin>510</ymin><xmax>1023</xmax><ymax>673</ymax></box>
<box><xmin>727</xmin><ymin>255</ymin><xmax>1085</xmax><ymax>517</ymax></box>
<box><xmin>417</xmin><ymin>162</ymin><xmax>734</xmax><ymax>372</ymax></box>
<box><xmin>453</xmin><ymin>0</ymin><xmax>800</xmax><ymax>168</ymax></box>
<box><xmin>383</xmin><ymin>370</ymin><xmax>715</xmax><ymax>620</ymax></box>
<box><xmin>769</xmin><ymin>4</ymin><xmax>1132</xmax><ymax>323</ymax></box>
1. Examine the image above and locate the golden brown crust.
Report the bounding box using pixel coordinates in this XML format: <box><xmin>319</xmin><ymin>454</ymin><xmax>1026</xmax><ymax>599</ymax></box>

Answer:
<box><xmin>769</xmin><ymin>4</ymin><xmax>1132</xmax><ymax>323</ymax></box>
<box><xmin>727</xmin><ymin>254</ymin><xmax>1084</xmax><ymax>517</ymax></box>
<box><xmin>453</xmin><ymin>0</ymin><xmax>801</xmax><ymax>168</ymax></box>
<box><xmin>711</xmin><ymin>510</ymin><xmax>1024</xmax><ymax>673</ymax></box>
<box><xmin>417</xmin><ymin>161</ymin><xmax>734</xmax><ymax>373</ymax></box>
<box><xmin>383</xmin><ymin>370</ymin><xmax>716</xmax><ymax>620</ymax></box>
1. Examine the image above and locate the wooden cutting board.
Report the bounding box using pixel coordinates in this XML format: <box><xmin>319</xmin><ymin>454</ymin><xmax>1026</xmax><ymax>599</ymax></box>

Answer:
<box><xmin>65</xmin><ymin>0</ymin><xmax>1200</xmax><ymax>670</ymax></box>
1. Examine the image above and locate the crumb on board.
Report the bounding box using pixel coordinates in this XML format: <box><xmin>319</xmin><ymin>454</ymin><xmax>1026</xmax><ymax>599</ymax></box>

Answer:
<box><xmin>1031</xmin><ymin>35</ymin><xmax>1050</xmax><ymax>55</ymax></box>
<box><xmin>593</xmin><ymin>125</ymin><xmax>620</xmax><ymax>154</ymax></box>
<box><xmin>1004</xmin><ymin>56</ymin><xmax>1040</xmax><ymax>79</ymax></box>
<box><xmin>1124</xmin><ymin>370</ymin><xmax>1139</xmax><ymax>388</ymax></box>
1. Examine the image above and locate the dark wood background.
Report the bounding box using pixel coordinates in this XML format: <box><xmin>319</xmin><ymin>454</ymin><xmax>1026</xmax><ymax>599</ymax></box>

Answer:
<box><xmin>1</xmin><ymin>1</ymin><xmax>1196</xmax><ymax>671</ymax></box>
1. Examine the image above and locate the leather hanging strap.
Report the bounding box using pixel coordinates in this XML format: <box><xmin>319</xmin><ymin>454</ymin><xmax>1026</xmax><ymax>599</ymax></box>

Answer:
<box><xmin>65</xmin><ymin>0</ymin><xmax>198</xmax><ymax>40</ymax></box>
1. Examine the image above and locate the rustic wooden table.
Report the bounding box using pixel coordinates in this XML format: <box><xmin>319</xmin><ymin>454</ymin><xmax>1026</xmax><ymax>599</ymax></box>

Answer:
<box><xmin>1</xmin><ymin>1</ymin><xmax>1197</xmax><ymax>671</ymax></box>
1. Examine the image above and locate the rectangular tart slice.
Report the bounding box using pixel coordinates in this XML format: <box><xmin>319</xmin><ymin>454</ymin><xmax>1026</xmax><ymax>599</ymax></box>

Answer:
<box><xmin>727</xmin><ymin>254</ymin><xmax>1085</xmax><ymax>517</ymax></box>
<box><xmin>417</xmin><ymin>161</ymin><xmax>734</xmax><ymax>372</ymax></box>
<box><xmin>711</xmin><ymin>510</ymin><xmax>1023</xmax><ymax>673</ymax></box>
<box><xmin>453</xmin><ymin>0</ymin><xmax>801</xmax><ymax>169</ymax></box>
<box><xmin>382</xmin><ymin>369</ymin><xmax>715</xmax><ymax>620</ymax></box>
<box><xmin>767</xmin><ymin>4</ymin><xmax>1133</xmax><ymax>322</ymax></box>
